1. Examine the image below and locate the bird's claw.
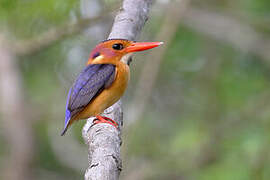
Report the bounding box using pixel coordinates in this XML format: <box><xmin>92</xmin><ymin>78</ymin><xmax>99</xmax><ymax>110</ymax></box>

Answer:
<box><xmin>92</xmin><ymin>115</ymin><xmax>119</xmax><ymax>129</ymax></box>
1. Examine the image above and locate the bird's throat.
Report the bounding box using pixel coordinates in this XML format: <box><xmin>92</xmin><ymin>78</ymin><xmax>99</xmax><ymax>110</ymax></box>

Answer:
<box><xmin>120</xmin><ymin>53</ymin><xmax>133</xmax><ymax>65</ymax></box>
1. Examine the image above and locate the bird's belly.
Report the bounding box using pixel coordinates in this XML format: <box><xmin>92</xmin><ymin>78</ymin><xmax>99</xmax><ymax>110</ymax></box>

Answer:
<box><xmin>78</xmin><ymin>65</ymin><xmax>129</xmax><ymax>119</ymax></box>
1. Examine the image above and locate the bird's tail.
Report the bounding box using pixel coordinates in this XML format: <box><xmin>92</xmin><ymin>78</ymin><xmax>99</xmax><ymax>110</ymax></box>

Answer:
<box><xmin>61</xmin><ymin>109</ymin><xmax>71</xmax><ymax>136</ymax></box>
<box><xmin>61</xmin><ymin>119</ymin><xmax>70</xmax><ymax>136</ymax></box>
<box><xmin>61</xmin><ymin>124</ymin><xmax>68</xmax><ymax>136</ymax></box>
<box><xmin>62</xmin><ymin>88</ymin><xmax>72</xmax><ymax>136</ymax></box>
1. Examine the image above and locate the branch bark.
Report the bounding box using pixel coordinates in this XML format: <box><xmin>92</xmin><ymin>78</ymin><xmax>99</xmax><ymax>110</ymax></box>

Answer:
<box><xmin>82</xmin><ymin>0</ymin><xmax>153</xmax><ymax>180</ymax></box>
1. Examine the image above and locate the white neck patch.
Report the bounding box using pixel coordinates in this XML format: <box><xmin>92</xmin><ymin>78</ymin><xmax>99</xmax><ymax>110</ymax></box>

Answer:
<box><xmin>120</xmin><ymin>53</ymin><xmax>133</xmax><ymax>64</ymax></box>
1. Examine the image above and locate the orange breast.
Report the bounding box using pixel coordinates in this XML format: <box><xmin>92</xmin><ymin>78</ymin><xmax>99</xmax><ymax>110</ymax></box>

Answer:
<box><xmin>75</xmin><ymin>63</ymin><xmax>130</xmax><ymax>120</ymax></box>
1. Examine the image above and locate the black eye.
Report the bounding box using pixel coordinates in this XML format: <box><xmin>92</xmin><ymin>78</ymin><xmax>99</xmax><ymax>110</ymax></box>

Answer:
<box><xmin>112</xmin><ymin>43</ymin><xmax>124</xmax><ymax>50</ymax></box>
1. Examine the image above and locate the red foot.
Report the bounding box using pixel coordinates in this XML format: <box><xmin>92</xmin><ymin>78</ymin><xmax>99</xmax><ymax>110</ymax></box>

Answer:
<box><xmin>93</xmin><ymin>115</ymin><xmax>118</xmax><ymax>129</ymax></box>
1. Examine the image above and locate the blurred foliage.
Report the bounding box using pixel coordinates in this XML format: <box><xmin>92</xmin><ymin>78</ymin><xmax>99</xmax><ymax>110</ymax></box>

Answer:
<box><xmin>1</xmin><ymin>0</ymin><xmax>270</xmax><ymax>179</ymax></box>
<box><xmin>0</xmin><ymin>0</ymin><xmax>79</xmax><ymax>38</ymax></box>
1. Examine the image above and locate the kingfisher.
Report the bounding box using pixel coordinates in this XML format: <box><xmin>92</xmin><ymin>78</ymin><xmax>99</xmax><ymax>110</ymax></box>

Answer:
<box><xmin>61</xmin><ymin>39</ymin><xmax>163</xmax><ymax>135</ymax></box>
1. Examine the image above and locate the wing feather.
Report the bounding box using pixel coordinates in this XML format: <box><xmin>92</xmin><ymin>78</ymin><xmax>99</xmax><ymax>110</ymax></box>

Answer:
<box><xmin>61</xmin><ymin>64</ymin><xmax>115</xmax><ymax>135</ymax></box>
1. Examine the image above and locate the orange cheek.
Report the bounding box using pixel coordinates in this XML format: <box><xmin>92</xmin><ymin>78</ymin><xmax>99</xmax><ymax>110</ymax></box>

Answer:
<box><xmin>103</xmin><ymin>48</ymin><xmax>117</xmax><ymax>58</ymax></box>
<box><xmin>87</xmin><ymin>49</ymin><xmax>122</xmax><ymax>65</ymax></box>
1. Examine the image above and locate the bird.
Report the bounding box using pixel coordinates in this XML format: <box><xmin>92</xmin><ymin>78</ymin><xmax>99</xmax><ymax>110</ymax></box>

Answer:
<box><xmin>61</xmin><ymin>39</ymin><xmax>163</xmax><ymax>136</ymax></box>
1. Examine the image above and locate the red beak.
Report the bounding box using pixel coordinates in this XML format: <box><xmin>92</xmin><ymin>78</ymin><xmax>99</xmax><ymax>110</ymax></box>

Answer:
<box><xmin>126</xmin><ymin>42</ymin><xmax>163</xmax><ymax>53</ymax></box>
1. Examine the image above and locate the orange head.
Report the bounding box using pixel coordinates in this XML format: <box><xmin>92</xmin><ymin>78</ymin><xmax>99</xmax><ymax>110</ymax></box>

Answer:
<box><xmin>87</xmin><ymin>39</ymin><xmax>163</xmax><ymax>65</ymax></box>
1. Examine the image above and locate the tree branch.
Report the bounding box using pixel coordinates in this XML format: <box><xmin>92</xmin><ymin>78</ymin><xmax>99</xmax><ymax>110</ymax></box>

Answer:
<box><xmin>14</xmin><ymin>14</ymin><xmax>109</xmax><ymax>56</ymax></box>
<box><xmin>182</xmin><ymin>8</ymin><xmax>270</xmax><ymax>61</ymax></box>
<box><xmin>82</xmin><ymin>0</ymin><xmax>153</xmax><ymax>179</ymax></box>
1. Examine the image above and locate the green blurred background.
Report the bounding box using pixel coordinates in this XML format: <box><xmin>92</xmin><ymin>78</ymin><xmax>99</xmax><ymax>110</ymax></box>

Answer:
<box><xmin>1</xmin><ymin>0</ymin><xmax>270</xmax><ymax>179</ymax></box>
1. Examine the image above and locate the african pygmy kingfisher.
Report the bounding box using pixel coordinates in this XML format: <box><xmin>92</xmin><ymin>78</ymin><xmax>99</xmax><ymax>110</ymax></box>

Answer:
<box><xmin>61</xmin><ymin>39</ymin><xmax>163</xmax><ymax>135</ymax></box>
